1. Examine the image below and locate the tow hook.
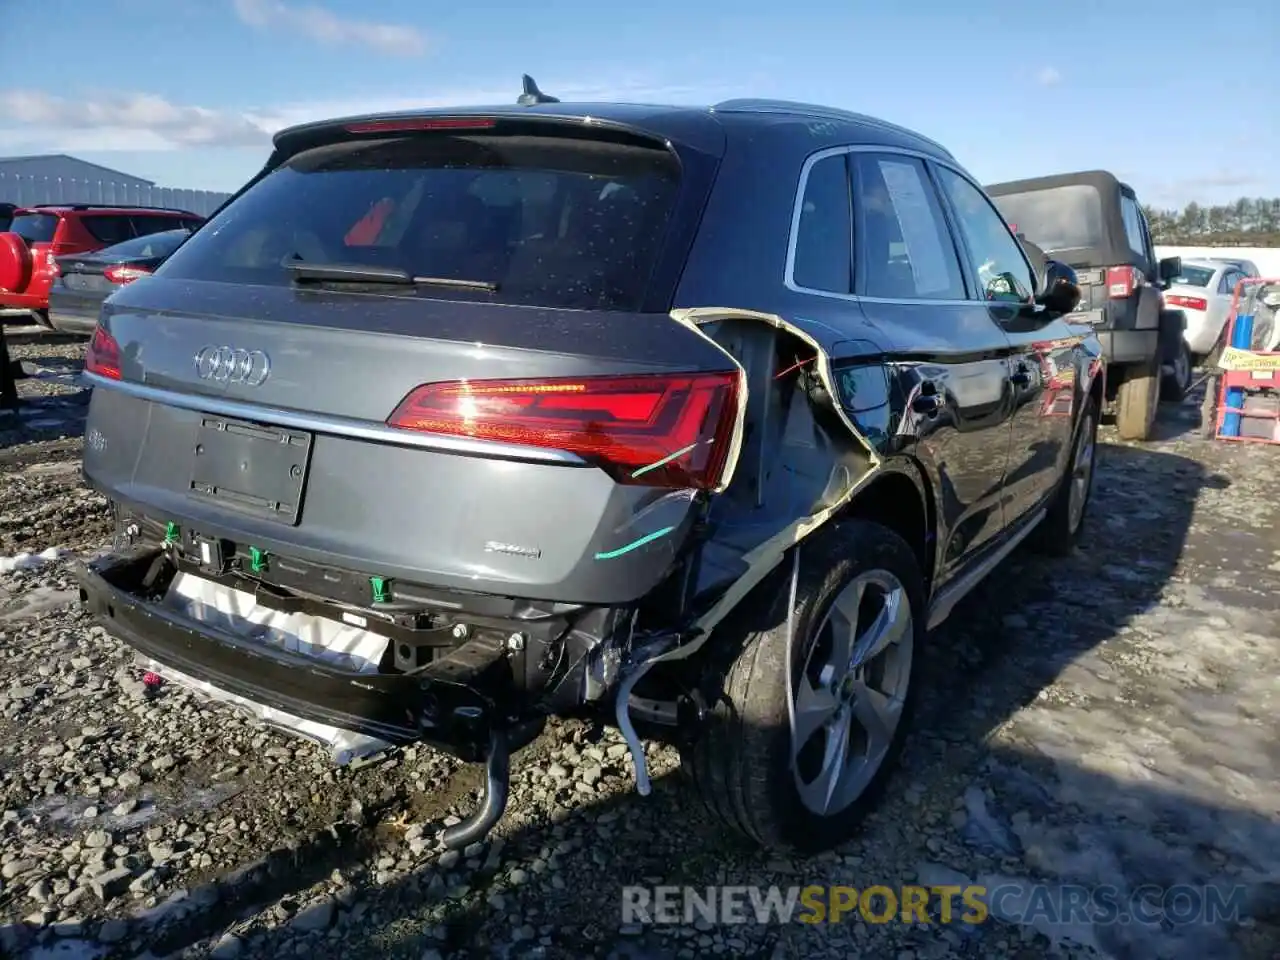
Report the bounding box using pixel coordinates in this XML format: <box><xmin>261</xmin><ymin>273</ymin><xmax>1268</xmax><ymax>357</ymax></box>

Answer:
<box><xmin>439</xmin><ymin>710</ymin><xmax>511</xmax><ymax>851</ymax></box>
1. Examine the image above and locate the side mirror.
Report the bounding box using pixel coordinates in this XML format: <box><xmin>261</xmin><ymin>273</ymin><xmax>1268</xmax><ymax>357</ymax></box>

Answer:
<box><xmin>1158</xmin><ymin>256</ymin><xmax>1182</xmax><ymax>283</ymax></box>
<box><xmin>1036</xmin><ymin>259</ymin><xmax>1081</xmax><ymax>316</ymax></box>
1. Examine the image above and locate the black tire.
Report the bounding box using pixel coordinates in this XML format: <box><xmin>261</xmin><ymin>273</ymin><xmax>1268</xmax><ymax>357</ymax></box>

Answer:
<box><xmin>680</xmin><ymin>519</ymin><xmax>926</xmax><ymax>854</ymax></box>
<box><xmin>1031</xmin><ymin>394</ymin><xmax>1099</xmax><ymax>556</ymax></box>
<box><xmin>1114</xmin><ymin>359</ymin><xmax>1158</xmax><ymax>441</ymax></box>
<box><xmin>1160</xmin><ymin>339</ymin><xmax>1191</xmax><ymax>402</ymax></box>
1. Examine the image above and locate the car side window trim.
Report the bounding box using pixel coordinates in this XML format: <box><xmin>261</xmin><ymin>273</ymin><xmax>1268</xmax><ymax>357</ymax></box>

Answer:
<box><xmin>784</xmin><ymin>143</ymin><xmax>1015</xmax><ymax>306</ymax></box>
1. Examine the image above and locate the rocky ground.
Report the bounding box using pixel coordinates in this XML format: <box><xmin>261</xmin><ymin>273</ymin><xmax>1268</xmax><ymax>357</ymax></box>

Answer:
<box><xmin>0</xmin><ymin>331</ymin><xmax>1276</xmax><ymax>960</ymax></box>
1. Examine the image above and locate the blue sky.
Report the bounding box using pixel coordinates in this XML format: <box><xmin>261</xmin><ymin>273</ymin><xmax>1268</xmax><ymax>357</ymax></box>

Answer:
<box><xmin>2</xmin><ymin>0</ymin><xmax>1276</xmax><ymax>208</ymax></box>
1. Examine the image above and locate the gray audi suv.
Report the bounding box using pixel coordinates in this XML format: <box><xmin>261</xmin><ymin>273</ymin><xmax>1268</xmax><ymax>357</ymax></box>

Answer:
<box><xmin>76</xmin><ymin>81</ymin><xmax>1099</xmax><ymax>854</ymax></box>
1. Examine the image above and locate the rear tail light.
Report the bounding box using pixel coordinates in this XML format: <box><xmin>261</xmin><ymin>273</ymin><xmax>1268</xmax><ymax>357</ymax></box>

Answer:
<box><xmin>387</xmin><ymin>372</ymin><xmax>741</xmax><ymax>490</ymax></box>
<box><xmin>85</xmin><ymin>325</ymin><xmax>122</xmax><ymax>380</ymax></box>
<box><xmin>1105</xmin><ymin>265</ymin><xmax>1141</xmax><ymax>299</ymax></box>
<box><xmin>1165</xmin><ymin>294</ymin><xmax>1207</xmax><ymax>312</ymax></box>
<box><xmin>104</xmin><ymin>264</ymin><xmax>152</xmax><ymax>285</ymax></box>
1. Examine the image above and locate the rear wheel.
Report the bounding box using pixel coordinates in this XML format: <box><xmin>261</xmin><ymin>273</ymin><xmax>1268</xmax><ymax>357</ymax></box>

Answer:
<box><xmin>681</xmin><ymin>520</ymin><xmax>925</xmax><ymax>854</ymax></box>
<box><xmin>1114</xmin><ymin>359</ymin><xmax>1159</xmax><ymax>440</ymax></box>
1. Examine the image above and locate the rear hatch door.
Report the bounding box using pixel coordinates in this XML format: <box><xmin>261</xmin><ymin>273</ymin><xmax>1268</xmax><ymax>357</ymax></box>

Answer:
<box><xmin>84</xmin><ymin>116</ymin><xmax>739</xmax><ymax>604</ymax></box>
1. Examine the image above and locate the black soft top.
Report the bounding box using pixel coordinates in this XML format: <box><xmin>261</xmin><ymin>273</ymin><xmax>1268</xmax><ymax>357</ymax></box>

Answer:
<box><xmin>985</xmin><ymin>169</ymin><xmax>1146</xmax><ymax>269</ymax></box>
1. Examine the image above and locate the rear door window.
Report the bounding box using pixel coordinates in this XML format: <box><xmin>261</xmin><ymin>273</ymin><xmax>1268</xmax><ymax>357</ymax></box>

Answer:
<box><xmin>82</xmin><ymin>215</ymin><xmax>135</xmax><ymax>246</ymax></box>
<box><xmin>156</xmin><ymin>131</ymin><xmax>684</xmax><ymax>312</ymax></box>
<box><xmin>791</xmin><ymin>153</ymin><xmax>853</xmax><ymax>294</ymax></box>
<box><xmin>7</xmin><ymin>213</ymin><xmax>59</xmax><ymax>244</ymax></box>
<box><xmin>851</xmin><ymin>153</ymin><xmax>966</xmax><ymax>301</ymax></box>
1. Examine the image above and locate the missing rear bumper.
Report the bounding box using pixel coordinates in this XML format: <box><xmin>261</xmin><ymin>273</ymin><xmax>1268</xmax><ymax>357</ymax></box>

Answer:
<box><xmin>75</xmin><ymin>548</ymin><xmax>536</xmax><ymax>764</ymax></box>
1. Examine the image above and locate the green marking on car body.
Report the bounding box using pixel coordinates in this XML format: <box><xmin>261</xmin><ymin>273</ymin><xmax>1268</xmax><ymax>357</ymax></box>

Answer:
<box><xmin>163</xmin><ymin>521</ymin><xmax>179</xmax><ymax>546</ymax></box>
<box><xmin>629</xmin><ymin>442</ymin><xmax>701</xmax><ymax>479</ymax></box>
<box><xmin>370</xmin><ymin>576</ymin><xmax>391</xmax><ymax>603</ymax></box>
<box><xmin>249</xmin><ymin>547</ymin><xmax>268</xmax><ymax>573</ymax></box>
<box><xmin>594</xmin><ymin>525</ymin><xmax>676</xmax><ymax>561</ymax></box>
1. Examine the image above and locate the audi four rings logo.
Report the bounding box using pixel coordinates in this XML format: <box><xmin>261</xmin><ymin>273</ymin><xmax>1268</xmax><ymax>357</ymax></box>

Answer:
<box><xmin>193</xmin><ymin>346</ymin><xmax>271</xmax><ymax>386</ymax></box>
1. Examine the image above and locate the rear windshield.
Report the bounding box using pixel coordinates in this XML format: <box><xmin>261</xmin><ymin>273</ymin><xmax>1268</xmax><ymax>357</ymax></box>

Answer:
<box><xmin>94</xmin><ymin>228</ymin><xmax>191</xmax><ymax>261</ymax></box>
<box><xmin>156</xmin><ymin>132</ymin><xmax>683</xmax><ymax>311</ymax></box>
<box><xmin>989</xmin><ymin>184</ymin><xmax>1105</xmax><ymax>254</ymax></box>
<box><xmin>7</xmin><ymin>213</ymin><xmax>59</xmax><ymax>244</ymax></box>
<box><xmin>1172</xmin><ymin>265</ymin><xmax>1216</xmax><ymax>287</ymax></box>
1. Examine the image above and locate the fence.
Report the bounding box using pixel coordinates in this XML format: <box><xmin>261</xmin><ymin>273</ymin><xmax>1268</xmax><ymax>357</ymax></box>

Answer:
<box><xmin>0</xmin><ymin>173</ymin><xmax>233</xmax><ymax>217</ymax></box>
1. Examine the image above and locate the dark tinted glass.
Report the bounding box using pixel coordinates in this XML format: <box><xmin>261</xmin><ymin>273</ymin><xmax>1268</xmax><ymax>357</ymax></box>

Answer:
<box><xmin>93</xmin><ymin>228</ymin><xmax>191</xmax><ymax>261</ymax></box>
<box><xmin>132</xmin><ymin>215</ymin><xmax>192</xmax><ymax>238</ymax></box>
<box><xmin>792</xmin><ymin>154</ymin><xmax>853</xmax><ymax>294</ymax></box>
<box><xmin>82</xmin><ymin>215</ymin><xmax>135</xmax><ymax>245</ymax></box>
<box><xmin>990</xmin><ymin>185</ymin><xmax>1105</xmax><ymax>253</ymax></box>
<box><xmin>157</xmin><ymin>133</ymin><xmax>683</xmax><ymax>312</ymax></box>
<box><xmin>853</xmin><ymin>154</ymin><xmax>966</xmax><ymax>301</ymax></box>
<box><xmin>7</xmin><ymin>214</ymin><xmax>58</xmax><ymax>243</ymax></box>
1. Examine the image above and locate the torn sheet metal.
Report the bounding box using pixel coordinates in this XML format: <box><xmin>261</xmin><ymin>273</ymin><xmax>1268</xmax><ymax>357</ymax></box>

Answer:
<box><xmin>658</xmin><ymin>306</ymin><xmax>885</xmax><ymax>653</ymax></box>
<box><xmin>671</xmin><ymin>306</ymin><xmax>884</xmax><ymax>465</ymax></box>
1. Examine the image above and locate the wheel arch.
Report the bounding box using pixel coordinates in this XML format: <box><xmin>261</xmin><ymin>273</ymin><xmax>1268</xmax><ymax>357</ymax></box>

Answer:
<box><xmin>834</xmin><ymin>458</ymin><xmax>936</xmax><ymax>596</ymax></box>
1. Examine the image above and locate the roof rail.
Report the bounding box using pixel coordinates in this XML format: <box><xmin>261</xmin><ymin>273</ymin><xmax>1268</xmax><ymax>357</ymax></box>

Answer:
<box><xmin>710</xmin><ymin>98</ymin><xmax>955</xmax><ymax>159</ymax></box>
<box><xmin>26</xmin><ymin>203</ymin><xmax>199</xmax><ymax>215</ymax></box>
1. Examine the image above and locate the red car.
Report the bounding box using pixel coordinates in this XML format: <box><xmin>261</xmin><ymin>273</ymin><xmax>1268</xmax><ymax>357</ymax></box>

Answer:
<box><xmin>0</xmin><ymin>204</ymin><xmax>204</xmax><ymax>326</ymax></box>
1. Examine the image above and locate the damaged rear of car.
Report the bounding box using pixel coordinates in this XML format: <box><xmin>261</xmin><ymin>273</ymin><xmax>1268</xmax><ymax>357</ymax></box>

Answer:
<box><xmin>77</xmin><ymin>93</ymin><xmax>1099</xmax><ymax>854</ymax></box>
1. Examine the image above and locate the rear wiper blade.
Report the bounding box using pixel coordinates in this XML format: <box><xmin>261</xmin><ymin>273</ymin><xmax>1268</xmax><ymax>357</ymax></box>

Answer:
<box><xmin>286</xmin><ymin>261</ymin><xmax>414</xmax><ymax>285</ymax></box>
<box><xmin>286</xmin><ymin>261</ymin><xmax>499</xmax><ymax>292</ymax></box>
<box><xmin>411</xmin><ymin>275</ymin><xmax>499</xmax><ymax>292</ymax></box>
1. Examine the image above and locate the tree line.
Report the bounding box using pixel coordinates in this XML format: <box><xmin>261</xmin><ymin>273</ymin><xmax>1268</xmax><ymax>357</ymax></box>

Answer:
<box><xmin>1142</xmin><ymin>197</ymin><xmax>1280</xmax><ymax>246</ymax></box>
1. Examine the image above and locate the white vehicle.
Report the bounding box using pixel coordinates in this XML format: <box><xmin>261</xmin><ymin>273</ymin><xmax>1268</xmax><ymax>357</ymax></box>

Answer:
<box><xmin>1164</xmin><ymin>258</ymin><xmax>1257</xmax><ymax>362</ymax></box>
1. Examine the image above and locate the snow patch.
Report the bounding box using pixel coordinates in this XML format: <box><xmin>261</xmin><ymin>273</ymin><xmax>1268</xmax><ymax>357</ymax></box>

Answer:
<box><xmin>0</xmin><ymin>546</ymin><xmax>70</xmax><ymax>573</ymax></box>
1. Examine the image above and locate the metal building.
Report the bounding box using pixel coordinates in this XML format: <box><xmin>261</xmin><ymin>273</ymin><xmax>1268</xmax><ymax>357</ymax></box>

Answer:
<box><xmin>0</xmin><ymin>154</ymin><xmax>232</xmax><ymax>217</ymax></box>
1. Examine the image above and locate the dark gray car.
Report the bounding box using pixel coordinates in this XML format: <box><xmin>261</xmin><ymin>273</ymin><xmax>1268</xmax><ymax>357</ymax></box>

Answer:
<box><xmin>75</xmin><ymin>86</ymin><xmax>1100</xmax><ymax>854</ymax></box>
<box><xmin>48</xmin><ymin>227</ymin><xmax>193</xmax><ymax>336</ymax></box>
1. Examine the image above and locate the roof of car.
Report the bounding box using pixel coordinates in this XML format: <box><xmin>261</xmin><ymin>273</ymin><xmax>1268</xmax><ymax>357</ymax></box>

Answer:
<box><xmin>986</xmin><ymin>170</ymin><xmax>1126</xmax><ymax>197</ymax></box>
<box><xmin>1180</xmin><ymin>258</ymin><xmax>1225</xmax><ymax>270</ymax></box>
<box><xmin>273</xmin><ymin>99</ymin><xmax>957</xmax><ymax>163</ymax></box>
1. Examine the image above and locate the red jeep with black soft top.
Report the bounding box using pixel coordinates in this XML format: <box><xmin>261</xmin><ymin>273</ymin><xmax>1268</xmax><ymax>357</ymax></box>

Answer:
<box><xmin>0</xmin><ymin>204</ymin><xmax>203</xmax><ymax>326</ymax></box>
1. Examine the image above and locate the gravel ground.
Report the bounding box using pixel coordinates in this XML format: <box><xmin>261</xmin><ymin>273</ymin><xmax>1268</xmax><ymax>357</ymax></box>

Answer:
<box><xmin>0</xmin><ymin>337</ymin><xmax>1276</xmax><ymax>960</ymax></box>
